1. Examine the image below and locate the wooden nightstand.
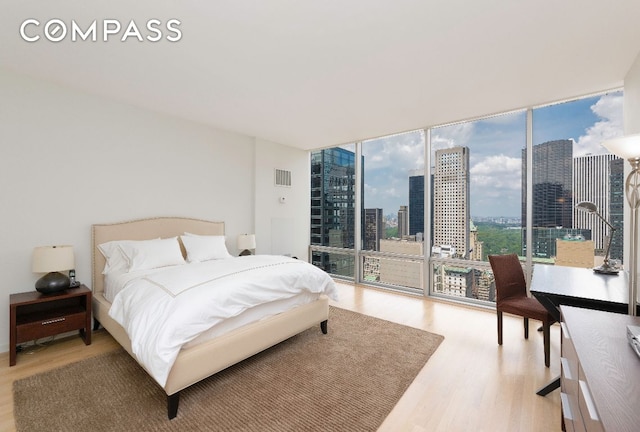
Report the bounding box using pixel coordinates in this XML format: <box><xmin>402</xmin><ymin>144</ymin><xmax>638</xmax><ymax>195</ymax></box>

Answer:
<box><xmin>9</xmin><ymin>285</ymin><xmax>92</xmax><ymax>366</ymax></box>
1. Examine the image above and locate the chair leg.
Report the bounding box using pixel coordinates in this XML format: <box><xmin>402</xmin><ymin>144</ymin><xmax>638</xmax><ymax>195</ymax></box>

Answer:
<box><xmin>497</xmin><ymin>311</ymin><xmax>503</xmax><ymax>345</ymax></box>
<box><xmin>524</xmin><ymin>317</ymin><xmax>529</xmax><ymax>339</ymax></box>
<box><xmin>543</xmin><ymin>321</ymin><xmax>550</xmax><ymax>367</ymax></box>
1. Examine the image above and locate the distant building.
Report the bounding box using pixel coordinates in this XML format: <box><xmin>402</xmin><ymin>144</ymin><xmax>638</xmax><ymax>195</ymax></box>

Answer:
<box><xmin>397</xmin><ymin>205</ymin><xmax>409</xmax><ymax>238</ymax></box>
<box><xmin>433</xmin><ymin>265</ymin><xmax>473</xmax><ymax>298</ymax></box>
<box><xmin>521</xmin><ymin>139</ymin><xmax>573</xmax><ymax>257</ymax></box>
<box><xmin>409</xmin><ymin>171</ymin><xmax>424</xmax><ymax>236</ymax></box>
<box><xmin>609</xmin><ymin>158</ymin><xmax>624</xmax><ymax>263</ymax></box>
<box><xmin>379</xmin><ymin>239</ymin><xmax>423</xmax><ymax>289</ymax></box>
<box><xmin>310</xmin><ymin>147</ymin><xmax>356</xmax><ymax>276</ymax></box>
<box><xmin>364</xmin><ymin>208</ymin><xmax>384</xmax><ymax>251</ymax></box>
<box><xmin>573</xmin><ymin>153</ymin><xmax>621</xmax><ymax>254</ymax></box>
<box><xmin>469</xmin><ymin>220</ymin><xmax>483</xmax><ymax>261</ymax></box>
<box><xmin>526</xmin><ymin>227</ymin><xmax>591</xmax><ymax>259</ymax></box>
<box><xmin>433</xmin><ymin>147</ymin><xmax>470</xmax><ymax>258</ymax></box>
<box><xmin>522</xmin><ymin>139</ymin><xmax>573</xmax><ymax>230</ymax></box>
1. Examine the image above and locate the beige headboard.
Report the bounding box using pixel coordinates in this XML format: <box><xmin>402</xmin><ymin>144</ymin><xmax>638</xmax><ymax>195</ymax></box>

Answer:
<box><xmin>92</xmin><ymin>217</ymin><xmax>225</xmax><ymax>296</ymax></box>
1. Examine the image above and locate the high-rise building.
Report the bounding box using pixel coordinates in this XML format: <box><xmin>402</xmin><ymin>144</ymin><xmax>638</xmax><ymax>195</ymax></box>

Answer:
<box><xmin>310</xmin><ymin>148</ymin><xmax>356</xmax><ymax>275</ymax></box>
<box><xmin>364</xmin><ymin>208</ymin><xmax>384</xmax><ymax>251</ymax></box>
<box><xmin>409</xmin><ymin>170</ymin><xmax>424</xmax><ymax>235</ymax></box>
<box><xmin>609</xmin><ymin>158</ymin><xmax>624</xmax><ymax>262</ymax></box>
<box><xmin>433</xmin><ymin>146</ymin><xmax>470</xmax><ymax>259</ymax></box>
<box><xmin>469</xmin><ymin>219</ymin><xmax>483</xmax><ymax>261</ymax></box>
<box><xmin>521</xmin><ymin>139</ymin><xmax>573</xmax><ymax>257</ymax></box>
<box><xmin>522</xmin><ymin>139</ymin><xmax>573</xmax><ymax>228</ymax></box>
<box><xmin>573</xmin><ymin>153</ymin><xmax>621</xmax><ymax>254</ymax></box>
<box><xmin>397</xmin><ymin>205</ymin><xmax>409</xmax><ymax>238</ymax></box>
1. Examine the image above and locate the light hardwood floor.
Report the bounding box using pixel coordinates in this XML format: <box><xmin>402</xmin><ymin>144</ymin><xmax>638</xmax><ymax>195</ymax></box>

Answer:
<box><xmin>0</xmin><ymin>282</ymin><xmax>561</xmax><ymax>431</ymax></box>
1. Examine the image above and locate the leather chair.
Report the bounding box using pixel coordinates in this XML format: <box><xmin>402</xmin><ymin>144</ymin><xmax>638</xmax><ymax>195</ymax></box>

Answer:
<box><xmin>488</xmin><ymin>253</ymin><xmax>554</xmax><ymax>367</ymax></box>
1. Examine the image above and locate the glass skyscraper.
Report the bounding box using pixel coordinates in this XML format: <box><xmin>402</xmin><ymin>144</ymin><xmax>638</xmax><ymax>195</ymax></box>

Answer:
<box><xmin>409</xmin><ymin>172</ymin><xmax>424</xmax><ymax>236</ymax></box>
<box><xmin>521</xmin><ymin>139</ymin><xmax>573</xmax><ymax>258</ymax></box>
<box><xmin>310</xmin><ymin>147</ymin><xmax>356</xmax><ymax>275</ymax></box>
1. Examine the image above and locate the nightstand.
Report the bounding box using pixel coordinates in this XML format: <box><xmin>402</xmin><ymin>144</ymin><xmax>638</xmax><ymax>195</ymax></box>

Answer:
<box><xmin>9</xmin><ymin>285</ymin><xmax>92</xmax><ymax>366</ymax></box>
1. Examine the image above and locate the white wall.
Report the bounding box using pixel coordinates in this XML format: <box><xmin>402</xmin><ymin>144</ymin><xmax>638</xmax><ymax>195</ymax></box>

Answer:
<box><xmin>0</xmin><ymin>68</ymin><xmax>257</xmax><ymax>352</ymax></box>
<box><xmin>254</xmin><ymin>139</ymin><xmax>311</xmax><ymax>260</ymax></box>
<box><xmin>622</xmin><ymin>51</ymin><xmax>640</xmax><ymax>303</ymax></box>
<box><xmin>625</xmin><ymin>51</ymin><xmax>640</xmax><ymax>134</ymax></box>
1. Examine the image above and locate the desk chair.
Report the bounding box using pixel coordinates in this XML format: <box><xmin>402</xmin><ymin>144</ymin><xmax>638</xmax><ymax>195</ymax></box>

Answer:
<box><xmin>488</xmin><ymin>254</ymin><xmax>554</xmax><ymax>367</ymax></box>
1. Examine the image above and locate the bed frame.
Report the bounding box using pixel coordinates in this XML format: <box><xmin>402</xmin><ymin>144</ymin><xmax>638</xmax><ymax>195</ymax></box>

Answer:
<box><xmin>91</xmin><ymin>217</ymin><xmax>329</xmax><ymax>419</ymax></box>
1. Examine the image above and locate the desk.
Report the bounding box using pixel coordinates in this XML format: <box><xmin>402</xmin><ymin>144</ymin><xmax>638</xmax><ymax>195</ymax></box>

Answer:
<box><xmin>530</xmin><ymin>265</ymin><xmax>636</xmax><ymax>396</ymax></box>
<box><xmin>530</xmin><ymin>265</ymin><xmax>631</xmax><ymax>322</ymax></box>
<box><xmin>560</xmin><ymin>306</ymin><xmax>640</xmax><ymax>431</ymax></box>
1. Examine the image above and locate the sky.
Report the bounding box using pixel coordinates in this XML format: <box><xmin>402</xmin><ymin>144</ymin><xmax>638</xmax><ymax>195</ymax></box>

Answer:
<box><xmin>360</xmin><ymin>90</ymin><xmax>624</xmax><ymax>218</ymax></box>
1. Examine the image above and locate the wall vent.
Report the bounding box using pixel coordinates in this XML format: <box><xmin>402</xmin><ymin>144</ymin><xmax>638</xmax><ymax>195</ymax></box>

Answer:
<box><xmin>275</xmin><ymin>169</ymin><xmax>292</xmax><ymax>187</ymax></box>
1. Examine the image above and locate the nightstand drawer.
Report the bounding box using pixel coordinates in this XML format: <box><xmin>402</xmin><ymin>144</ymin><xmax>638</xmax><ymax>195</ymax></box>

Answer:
<box><xmin>16</xmin><ymin>311</ymin><xmax>87</xmax><ymax>343</ymax></box>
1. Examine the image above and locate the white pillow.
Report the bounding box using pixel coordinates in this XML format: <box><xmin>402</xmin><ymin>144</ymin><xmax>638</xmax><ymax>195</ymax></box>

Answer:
<box><xmin>181</xmin><ymin>234</ymin><xmax>233</xmax><ymax>262</ymax></box>
<box><xmin>118</xmin><ymin>237</ymin><xmax>186</xmax><ymax>272</ymax></box>
<box><xmin>97</xmin><ymin>240</ymin><xmax>140</xmax><ymax>275</ymax></box>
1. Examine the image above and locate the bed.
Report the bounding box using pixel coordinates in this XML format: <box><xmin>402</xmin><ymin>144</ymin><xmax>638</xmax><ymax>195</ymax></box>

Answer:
<box><xmin>91</xmin><ymin>217</ymin><xmax>335</xmax><ymax>419</ymax></box>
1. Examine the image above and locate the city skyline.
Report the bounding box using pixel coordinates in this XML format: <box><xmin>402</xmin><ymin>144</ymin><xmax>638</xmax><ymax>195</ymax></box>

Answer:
<box><xmin>360</xmin><ymin>91</ymin><xmax>623</xmax><ymax>218</ymax></box>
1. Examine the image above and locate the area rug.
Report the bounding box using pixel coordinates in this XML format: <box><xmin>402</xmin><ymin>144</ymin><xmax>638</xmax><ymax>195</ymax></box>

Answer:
<box><xmin>13</xmin><ymin>307</ymin><xmax>443</xmax><ymax>432</ymax></box>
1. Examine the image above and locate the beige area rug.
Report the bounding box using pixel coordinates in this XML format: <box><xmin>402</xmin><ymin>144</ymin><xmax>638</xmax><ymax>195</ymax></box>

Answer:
<box><xmin>13</xmin><ymin>307</ymin><xmax>443</xmax><ymax>432</ymax></box>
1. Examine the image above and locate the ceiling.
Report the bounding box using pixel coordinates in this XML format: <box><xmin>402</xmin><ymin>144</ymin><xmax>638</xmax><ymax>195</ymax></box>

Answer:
<box><xmin>2</xmin><ymin>1</ymin><xmax>640</xmax><ymax>150</ymax></box>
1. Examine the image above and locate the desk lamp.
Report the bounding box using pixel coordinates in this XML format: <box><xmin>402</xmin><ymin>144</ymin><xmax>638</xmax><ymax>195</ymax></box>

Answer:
<box><xmin>602</xmin><ymin>133</ymin><xmax>640</xmax><ymax>316</ymax></box>
<box><xmin>575</xmin><ymin>201</ymin><xmax>619</xmax><ymax>275</ymax></box>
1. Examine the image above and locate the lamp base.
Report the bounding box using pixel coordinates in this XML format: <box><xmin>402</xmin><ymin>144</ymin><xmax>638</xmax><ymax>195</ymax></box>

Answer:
<box><xmin>35</xmin><ymin>272</ymin><xmax>70</xmax><ymax>294</ymax></box>
<box><xmin>239</xmin><ymin>249</ymin><xmax>253</xmax><ymax>256</ymax></box>
<box><xmin>593</xmin><ymin>265</ymin><xmax>620</xmax><ymax>275</ymax></box>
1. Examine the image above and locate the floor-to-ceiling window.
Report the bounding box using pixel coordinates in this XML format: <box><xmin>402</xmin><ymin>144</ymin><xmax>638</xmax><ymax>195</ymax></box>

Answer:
<box><xmin>360</xmin><ymin>130</ymin><xmax>425</xmax><ymax>292</ymax></box>
<box><xmin>529</xmin><ymin>91</ymin><xmax>624</xmax><ymax>269</ymax></box>
<box><xmin>310</xmin><ymin>90</ymin><xmax>624</xmax><ymax>304</ymax></box>
<box><xmin>429</xmin><ymin>111</ymin><xmax>526</xmax><ymax>303</ymax></box>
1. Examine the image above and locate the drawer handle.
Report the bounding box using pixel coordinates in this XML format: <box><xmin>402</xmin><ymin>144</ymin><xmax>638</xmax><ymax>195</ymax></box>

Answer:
<box><xmin>560</xmin><ymin>357</ymin><xmax>573</xmax><ymax>380</ymax></box>
<box><xmin>560</xmin><ymin>392</ymin><xmax>574</xmax><ymax>421</ymax></box>
<box><xmin>42</xmin><ymin>317</ymin><xmax>66</xmax><ymax>325</ymax></box>
<box><xmin>579</xmin><ymin>380</ymin><xmax>600</xmax><ymax>421</ymax></box>
<box><xmin>561</xmin><ymin>322</ymin><xmax>570</xmax><ymax>338</ymax></box>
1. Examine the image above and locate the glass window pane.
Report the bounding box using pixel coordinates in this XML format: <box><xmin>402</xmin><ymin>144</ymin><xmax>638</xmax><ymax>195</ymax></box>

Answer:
<box><xmin>361</xmin><ymin>131</ymin><xmax>425</xmax><ymax>290</ymax></box>
<box><xmin>430</xmin><ymin>111</ymin><xmax>526</xmax><ymax>302</ymax></box>
<box><xmin>310</xmin><ymin>145</ymin><xmax>356</xmax><ymax>278</ymax></box>
<box><xmin>312</xmin><ymin>252</ymin><xmax>355</xmax><ymax>278</ymax></box>
<box><xmin>361</xmin><ymin>130</ymin><xmax>425</xmax><ymax>249</ymax></box>
<box><xmin>530</xmin><ymin>91</ymin><xmax>624</xmax><ymax>270</ymax></box>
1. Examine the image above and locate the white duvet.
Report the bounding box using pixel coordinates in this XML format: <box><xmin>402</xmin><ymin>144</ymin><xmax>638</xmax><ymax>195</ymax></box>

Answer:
<box><xmin>109</xmin><ymin>255</ymin><xmax>337</xmax><ymax>387</ymax></box>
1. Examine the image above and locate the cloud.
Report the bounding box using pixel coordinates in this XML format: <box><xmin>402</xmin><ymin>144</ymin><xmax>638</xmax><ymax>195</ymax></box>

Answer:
<box><xmin>363</xmin><ymin>130</ymin><xmax>425</xmax><ymax>171</ymax></box>
<box><xmin>574</xmin><ymin>93</ymin><xmax>623</xmax><ymax>156</ymax></box>
<box><xmin>470</xmin><ymin>154</ymin><xmax>521</xmax><ymax>190</ymax></box>
<box><xmin>431</xmin><ymin>122</ymin><xmax>475</xmax><ymax>151</ymax></box>
<box><xmin>360</xmin><ymin>130</ymin><xmax>425</xmax><ymax>212</ymax></box>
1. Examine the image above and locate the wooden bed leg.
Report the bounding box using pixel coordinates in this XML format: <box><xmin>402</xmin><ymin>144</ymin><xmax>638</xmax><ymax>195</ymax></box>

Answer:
<box><xmin>93</xmin><ymin>318</ymin><xmax>101</xmax><ymax>331</ymax></box>
<box><xmin>320</xmin><ymin>320</ymin><xmax>328</xmax><ymax>334</ymax></box>
<box><xmin>168</xmin><ymin>393</ymin><xmax>180</xmax><ymax>419</ymax></box>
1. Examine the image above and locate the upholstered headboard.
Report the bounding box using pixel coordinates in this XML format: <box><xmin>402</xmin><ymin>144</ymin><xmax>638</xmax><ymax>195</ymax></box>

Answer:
<box><xmin>92</xmin><ymin>217</ymin><xmax>225</xmax><ymax>296</ymax></box>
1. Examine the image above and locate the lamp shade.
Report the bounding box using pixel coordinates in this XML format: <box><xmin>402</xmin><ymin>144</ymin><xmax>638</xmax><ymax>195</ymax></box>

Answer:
<box><xmin>32</xmin><ymin>245</ymin><xmax>75</xmax><ymax>273</ymax></box>
<box><xmin>575</xmin><ymin>201</ymin><xmax>598</xmax><ymax>213</ymax></box>
<box><xmin>602</xmin><ymin>133</ymin><xmax>640</xmax><ymax>159</ymax></box>
<box><xmin>237</xmin><ymin>234</ymin><xmax>256</xmax><ymax>250</ymax></box>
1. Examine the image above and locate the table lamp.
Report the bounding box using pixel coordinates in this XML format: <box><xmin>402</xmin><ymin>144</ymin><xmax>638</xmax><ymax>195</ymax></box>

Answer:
<box><xmin>602</xmin><ymin>133</ymin><xmax>640</xmax><ymax>315</ymax></box>
<box><xmin>575</xmin><ymin>201</ymin><xmax>618</xmax><ymax>275</ymax></box>
<box><xmin>32</xmin><ymin>245</ymin><xmax>75</xmax><ymax>294</ymax></box>
<box><xmin>237</xmin><ymin>234</ymin><xmax>256</xmax><ymax>256</ymax></box>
